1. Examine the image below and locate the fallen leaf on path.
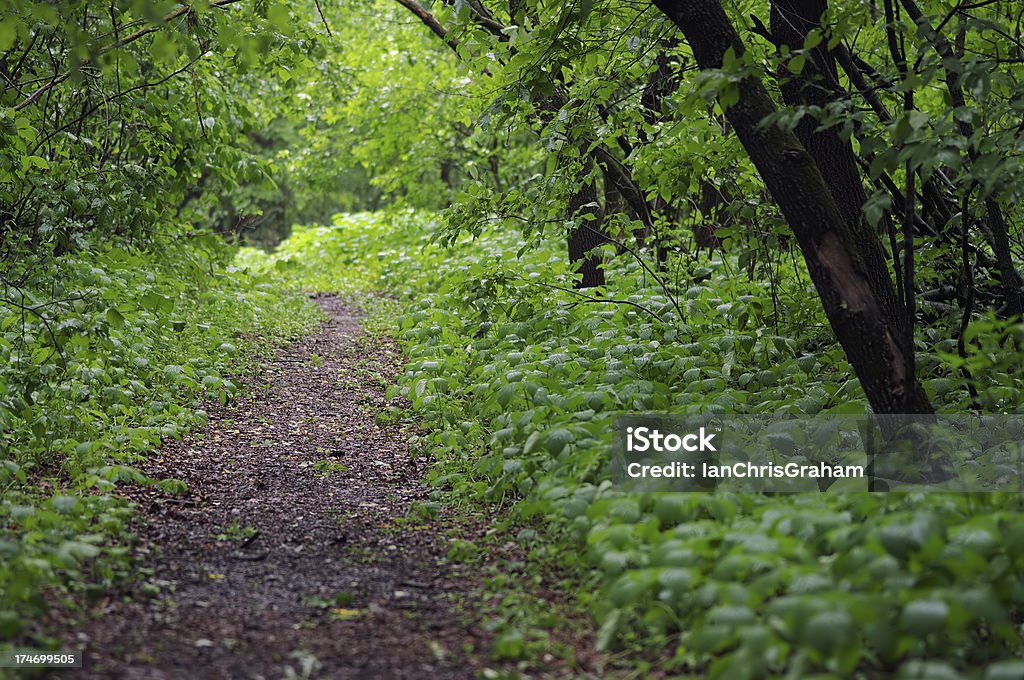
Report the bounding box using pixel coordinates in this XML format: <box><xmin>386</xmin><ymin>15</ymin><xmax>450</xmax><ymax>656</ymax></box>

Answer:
<box><xmin>330</xmin><ymin>608</ymin><xmax>366</xmax><ymax>621</ymax></box>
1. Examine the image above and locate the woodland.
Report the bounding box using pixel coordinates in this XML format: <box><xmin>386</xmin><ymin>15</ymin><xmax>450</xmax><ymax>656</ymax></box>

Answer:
<box><xmin>2</xmin><ymin>0</ymin><xmax>1024</xmax><ymax>677</ymax></box>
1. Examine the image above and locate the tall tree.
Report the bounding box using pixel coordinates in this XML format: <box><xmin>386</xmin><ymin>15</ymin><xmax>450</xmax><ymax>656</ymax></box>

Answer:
<box><xmin>651</xmin><ymin>0</ymin><xmax>933</xmax><ymax>414</ymax></box>
<box><xmin>394</xmin><ymin>0</ymin><xmax>614</xmax><ymax>288</ymax></box>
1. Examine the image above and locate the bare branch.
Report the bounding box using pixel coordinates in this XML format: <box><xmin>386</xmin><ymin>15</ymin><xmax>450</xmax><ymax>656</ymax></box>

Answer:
<box><xmin>393</xmin><ymin>0</ymin><xmax>461</xmax><ymax>52</ymax></box>
<box><xmin>314</xmin><ymin>0</ymin><xmax>333</xmax><ymax>37</ymax></box>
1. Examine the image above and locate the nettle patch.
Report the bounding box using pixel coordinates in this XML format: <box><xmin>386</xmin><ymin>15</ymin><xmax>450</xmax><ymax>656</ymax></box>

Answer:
<box><xmin>269</xmin><ymin>212</ymin><xmax>1024</xmax><ymax>677</ymax></box>
<box><xmin>0</xmin><ymin>232</ymin><xmax>321</xmax><ymax>645</ymax></box>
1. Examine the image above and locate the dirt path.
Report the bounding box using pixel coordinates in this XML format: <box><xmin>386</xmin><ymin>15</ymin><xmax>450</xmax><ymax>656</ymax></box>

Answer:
<box><xmin>58</xmin><ymin>296</ymin><xmax>490</xmax><ymax>679</ymax></box>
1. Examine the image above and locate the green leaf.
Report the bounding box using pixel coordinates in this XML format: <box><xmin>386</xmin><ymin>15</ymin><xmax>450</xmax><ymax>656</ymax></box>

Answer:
<box><xmin>803</xmin><ymin>610</ymin><xmax>852</xmax><ymax>654</ymax></box>
<box><xmin>901</xmin><ymin>599</ymin><xmax>949</xmax><ymax>636</ymax></box>
<box><xmin>105</xmin><ymin>307</ymin><xmax>125</xmax><ymax>330</ymax></box>
<box><xmin>156</xmin><ymin>479</ymin><xmax>188</xmax><ymax>494</ymax></box>
<box><xmin>986</xmin><ymin>661</ymin><xmax>1024</xmax><ymax>680</ymax></box>
<box><xmin>595</xmin><ymin>608</ymin><xmax>622</xmax><ymax>652</ymax></box>
<box><xmin>51</xmin><ymin>496</ymin><xmax>80</xmax><ymax>514</ymax></box>
<box><xmin>267</xmin><ymin>3</ymin><xmax>291</xmax><ymax>29</ymax></box>
<box><xmin>21</xmin><ymin>155</ymin><xmax>50</xmax><ymax>171</ymax></box>
<box><xmin>0</xmin><ymin>611</ymin><xmax>23</xmax><ymax>638</ymax></box>
<box><xmin>496</xmin><ymin>383</ymin><xmax>516</xmax><ymax>407</ymax></box>
<box><xmin>543</xmin><ymin>428</ymin><xmax>573</xmax><ymax>454</ymax></box>
<box><xmin>907</xmin><ymin>110</ymin><xmax>930</xmax><ymax>130</ymax></box>
<box><xmin>0</xmin><ymin>18</ymin><xmax>20</xmax><ymax>53</ymax></box>
<box><xmin>863</xmin><ymin>191</ymin><xmax>893</xmax><ymax>227</ymax></box>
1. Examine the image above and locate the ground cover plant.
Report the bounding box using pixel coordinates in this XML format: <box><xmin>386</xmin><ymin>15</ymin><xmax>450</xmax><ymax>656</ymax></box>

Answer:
<box><xmin>251</xmin><ymin>211</ymin><xmax>1024</xmax><ymax>678</ymax></box>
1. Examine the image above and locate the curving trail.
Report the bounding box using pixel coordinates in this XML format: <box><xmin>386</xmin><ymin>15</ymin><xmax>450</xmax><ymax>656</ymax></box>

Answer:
<box><xmin>58</xmin><ymin>297</ymin><xmax>487</xmax><ymax>679</ymax></box>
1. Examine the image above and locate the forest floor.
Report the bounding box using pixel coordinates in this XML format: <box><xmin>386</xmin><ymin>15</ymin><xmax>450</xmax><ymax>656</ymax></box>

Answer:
<box><xmin>48</xmin><ymin>296</ymin><xmax>574</xmax><ymax>679</ymax></box>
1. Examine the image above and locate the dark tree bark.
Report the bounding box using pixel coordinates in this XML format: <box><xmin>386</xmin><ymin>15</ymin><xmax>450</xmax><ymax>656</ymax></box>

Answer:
<box><xmin>652</xmin><ymin>0</ymin><xmax>933</xmax><ymax>414</ymax></box>
<box><xmin>639</xmin><ymin>38</ymin><xmax>681</xmax><ymax>137</ymax></box>
<box><xmin>770</xmin><ymin>0</ymin><xmax>905</xmax><ymax>328</ymax></box>
<box><xmin>601</xmin><ymin>164</ymin><xmax>633</xmax><ymax>254</ymax></box>
<box><xmin>567</xmin><ymin>158</ymin><xmax>607</xmax><ymax>288</ymax></box>
<box><xmin>602</xmin><ymin>166</ymin><xmax>629</xmax><ymax>218</ymax></box>
<box><xmin>769</xmin><ymin>3</ymin><xmax>861</xmax><ymax>220</ymax></box>
<box><xmin>696</xmin><ymin>179</ymin><xmax>726</xmax><ymax>251</ymax></box>
<box><xmin>637</xmin><ymin>38</ymin><xmax>679</xmax><ymax>259</ymax></box>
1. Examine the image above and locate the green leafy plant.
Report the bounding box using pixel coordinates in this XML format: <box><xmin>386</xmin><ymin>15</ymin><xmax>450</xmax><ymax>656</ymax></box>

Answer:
<box><xmin>0</xmin><ymin>234</ymin><xmax>321</xmax><ymax>648</ymax></box>
<box><xmin>311</xmin><ymin>460</ymin><xmax>349</xmax><ymax>477</ymax></box>
<box><xmin>212</xmin><ymin>521</ymin><xmax>258</xmax><ymax>543</ymax></box>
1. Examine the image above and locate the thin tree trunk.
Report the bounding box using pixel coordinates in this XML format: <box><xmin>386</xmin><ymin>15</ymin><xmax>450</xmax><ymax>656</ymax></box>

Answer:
<box><xmin>897</xmin><ymin>0</ymin><xmax>1023</xmax><ymax>316</ymax></box>
<box><xmin>601</xmin><ymin>165</ymin><xmax>636</xmax><ymax>254</ymax></box>
<box><xmin>696</xmin><ymin>180</ymin><xmax>726</xmax><ymax>251</ymax></box>
<box><xmin>395</xmin><ymin>0</ymin><xmax>625</xmax><ymax>288</ymax></box>
<box><xmin>567</xmin><ymin>158</ymin><xmax>607</xmax><ymax>288</ymax></box>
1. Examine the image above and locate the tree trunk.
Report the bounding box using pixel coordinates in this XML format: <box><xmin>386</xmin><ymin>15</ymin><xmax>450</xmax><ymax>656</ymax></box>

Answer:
<box><xmin>393</xmin><ymin>0</ymin><xmax>620</xmax><ymax>288</ymax></box>
<box><xmin>770</xmin><ymin>0</ymin><xmax>902</xmax><ymax>315</ymax></box>
<box><xmin>567</xmin><ymin>158</ymin><xmax>607</xmax><ymax>288</ymax></box>
<box><xmin>640</xmin><ymin>38</ymin><xmax>681</xmax><ymax>136</ymax></box>
<box><xmin>696</xmin><ymin>179</ymin><xmax>726</xmax><ymax>251</ymax></box>
<box><xmin>652</xmin><ymin>0</ymin><xmax>933</xmax><ymax>414</ymax></box>
<box><xmin>601</xmin><ymin>164</ymin><xmax>635</xmax><ymax>254</ymax></box>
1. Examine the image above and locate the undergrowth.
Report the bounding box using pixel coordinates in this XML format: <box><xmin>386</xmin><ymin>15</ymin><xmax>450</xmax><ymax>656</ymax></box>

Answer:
<box><xmin>1</xmin><ymin>230</ymin><xmax>321</xmax><ymax>652</ymax></box>
<box><xmin>252</xmin><ymin>211</ymin><xmax>1024</xmax><ymax>679</ymax></box>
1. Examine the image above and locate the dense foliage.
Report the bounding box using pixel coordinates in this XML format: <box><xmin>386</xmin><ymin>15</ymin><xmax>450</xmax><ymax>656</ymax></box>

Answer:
<box><xmin>0</xmin><ymin>232</ymin><xmax>319</xmax><ymax>644</ymax></box>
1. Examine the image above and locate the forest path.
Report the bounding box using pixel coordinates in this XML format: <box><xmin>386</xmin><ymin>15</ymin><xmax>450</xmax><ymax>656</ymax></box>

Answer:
<box><xmin>59</xmin><ymin>296</ymin><xmax>488</xmax><ymax>679</ymax></box>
